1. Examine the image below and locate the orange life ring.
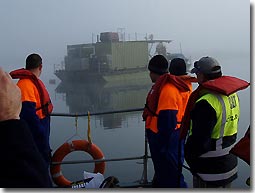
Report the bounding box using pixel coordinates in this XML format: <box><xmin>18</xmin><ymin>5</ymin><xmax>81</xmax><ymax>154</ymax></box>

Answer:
<box><xmin>50</xmin><ymin>140</ymin><xmax>106</xmax><ymax>187</ymax></box>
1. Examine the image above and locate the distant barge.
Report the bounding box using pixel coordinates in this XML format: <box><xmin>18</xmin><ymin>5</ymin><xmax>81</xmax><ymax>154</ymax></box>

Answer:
<box><xmin>54</xmin><ymin>32</ymin><xmax>190</xmax><ymax>83</ymax></box>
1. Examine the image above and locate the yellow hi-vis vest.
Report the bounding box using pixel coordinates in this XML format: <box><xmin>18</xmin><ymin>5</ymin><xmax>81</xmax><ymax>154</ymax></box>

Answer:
<box><xmin>189</xmin><ymin>92</ymin><xmax>239</xmax><ymax>181</ymax></box>
<box><xmin>190</xmin><ymin>92</ymin><xmax>240</xmax><ymax>155</ymax></box>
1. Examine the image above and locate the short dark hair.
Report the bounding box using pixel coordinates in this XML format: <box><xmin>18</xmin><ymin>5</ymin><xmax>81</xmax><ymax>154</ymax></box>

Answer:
<box><xmin>25</xmin><ymin>53</ymin><xmax>42</xmax><ymax>70</ymax></box>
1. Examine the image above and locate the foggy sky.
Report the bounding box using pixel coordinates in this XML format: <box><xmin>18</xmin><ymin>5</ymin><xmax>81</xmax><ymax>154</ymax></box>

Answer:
<box><xmin>0</xmin><ymin>0</ymin><xmax>250</xmax><ymax>79</ymax></box>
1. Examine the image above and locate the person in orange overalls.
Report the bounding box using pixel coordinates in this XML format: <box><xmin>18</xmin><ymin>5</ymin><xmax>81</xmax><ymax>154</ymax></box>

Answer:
<box><xmin>10</xmin><ymin>53</ymin><xmax>53</xmax><ymax>171</ymax></box>
<box><xmin>169</xmin><ymin>58</ymin><xmax>197</xmax><ymax>129</ymax></box>
<box><xmin>143</xmin><ymin>55</ymin><xmax>191</xmax><ymax>187</ymax></box>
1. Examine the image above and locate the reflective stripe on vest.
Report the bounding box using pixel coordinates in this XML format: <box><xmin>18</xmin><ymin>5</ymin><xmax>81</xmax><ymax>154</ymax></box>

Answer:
<box><xmin>192</xmin><ymin>92</ymin><xmax>239</xmax><ymax>158</ymax></box>
<box><xmin>200</xmin><ymin>94</ymin><xmax>227</xmax><ymax>158</ymax></box>
<box><xmin>197</xmin><ymin>166</ymin><xmax>238</xmax><ymax>181</ymax></box>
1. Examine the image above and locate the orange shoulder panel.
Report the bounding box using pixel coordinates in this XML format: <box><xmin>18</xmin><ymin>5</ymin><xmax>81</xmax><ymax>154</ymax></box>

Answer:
<box><xmin>17</xmin><ymin>79</ymin><xmax>40</xmax><ymax>104</ymax></box>
<box><xmin>156</xmin><ymin>83</ymin><xmax>180</xmax><ymax>113</ymax></box>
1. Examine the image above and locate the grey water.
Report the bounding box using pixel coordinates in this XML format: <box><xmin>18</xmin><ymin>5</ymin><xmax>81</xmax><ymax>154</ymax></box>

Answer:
<box><xmin>47</xmin><ymin>53</ymin><xmax>250</xmax><ymax>188</ymax></box>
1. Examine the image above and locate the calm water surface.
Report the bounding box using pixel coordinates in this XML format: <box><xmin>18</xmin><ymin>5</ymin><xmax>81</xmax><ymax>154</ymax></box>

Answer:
<box><xmin>47</xmin><ymin>54</ymin><xmax>250</xmax><ymax>188</ymax></box>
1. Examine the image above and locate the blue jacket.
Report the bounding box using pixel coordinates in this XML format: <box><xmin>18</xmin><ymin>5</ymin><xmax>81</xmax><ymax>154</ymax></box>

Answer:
<box><xmin>20</xmin><ymin>101</ymin><xmax>51</xmax><ymax>164</ymax></box>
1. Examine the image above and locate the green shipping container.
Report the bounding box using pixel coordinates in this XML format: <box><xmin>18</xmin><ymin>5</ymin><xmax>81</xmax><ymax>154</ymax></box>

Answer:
<box><xmin>95</xmin><ymin>41</ymin><xmax>148</xmax><ymax>71</ymax></box>
<box><xmin>111</xmin><ymin>41</ymin><xmax>148</xmax><ymax>70</ymax></box>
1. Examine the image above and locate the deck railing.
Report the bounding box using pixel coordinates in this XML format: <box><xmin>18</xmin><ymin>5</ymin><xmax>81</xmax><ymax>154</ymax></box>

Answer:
<box><xmin>50</xmin><ymin>108</ymin><xmax>150</xmax><ymax>185</ymax></box>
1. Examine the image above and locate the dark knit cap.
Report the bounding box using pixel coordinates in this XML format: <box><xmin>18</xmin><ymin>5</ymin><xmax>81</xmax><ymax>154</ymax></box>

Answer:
<box><xmin>169</xmin><ymin>58</ymin><xmax>187</xmax><ymax>76</ymax></box>
<box><xmin>148</xmin><ymin>55</ymin><xmax>169</xmax><ymax>75</ymax></box>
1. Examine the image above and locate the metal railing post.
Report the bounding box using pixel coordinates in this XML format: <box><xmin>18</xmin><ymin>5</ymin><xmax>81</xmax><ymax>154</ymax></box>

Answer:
<box><xmin>140</xmin><ymin>129</ymin><xmax>148</xmax><ymax>184</ymax></box>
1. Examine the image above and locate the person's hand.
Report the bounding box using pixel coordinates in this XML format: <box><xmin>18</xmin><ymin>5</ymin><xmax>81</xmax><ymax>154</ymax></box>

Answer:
<box><xmin>0</xmin><ymin>67</ymin><xmax>21</xmax><ymax>121</ymax></box>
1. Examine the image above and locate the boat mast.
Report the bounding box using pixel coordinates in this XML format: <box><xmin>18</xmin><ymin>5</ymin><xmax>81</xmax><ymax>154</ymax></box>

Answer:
<box><xmin>179</xmin><ymin>43</ymin><xmax>183</xmax><ymax>54</ymax></box>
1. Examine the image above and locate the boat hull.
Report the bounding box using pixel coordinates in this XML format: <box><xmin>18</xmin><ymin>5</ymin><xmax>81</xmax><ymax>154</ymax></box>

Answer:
<box><xmin>54</xmin><ymin>67</ymin><xmax>151</xmax><ymax>85</ymax></box>
<box><xmin>55</xmin><ymin>70</ymin><xmax>105</xmax><ymax>83</ymax></box>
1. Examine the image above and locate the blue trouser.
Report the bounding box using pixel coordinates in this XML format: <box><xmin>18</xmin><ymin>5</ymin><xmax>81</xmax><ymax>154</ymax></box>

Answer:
<box><xmin>146</xmin><ymin>129</ymin><xmax>187</xmax><ymax>188</ymax></box>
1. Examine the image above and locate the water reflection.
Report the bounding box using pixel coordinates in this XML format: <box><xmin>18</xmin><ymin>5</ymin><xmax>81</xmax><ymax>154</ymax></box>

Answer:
<box><xmin>55</xmin><ymin>81</ymin><xmax>151</xmax><ymax>129</ymax></box>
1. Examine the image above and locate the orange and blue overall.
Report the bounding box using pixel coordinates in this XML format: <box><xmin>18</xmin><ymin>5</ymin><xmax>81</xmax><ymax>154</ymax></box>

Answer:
<box><xmin>143</xmin><ymin>74</ymin><xmax>191</xmax><ymax>187</ymax></box>
<box><xmin>10</xmin><ymin>68</ymin><xmax>53</xmax><ymax>165</ymax></box>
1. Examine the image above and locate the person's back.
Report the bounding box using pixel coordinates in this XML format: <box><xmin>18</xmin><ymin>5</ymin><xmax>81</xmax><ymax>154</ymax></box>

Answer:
<box><xmin>10</xmin><ymin>53</ymin><xmax>53</xmax><ymax>166</ymax></box>
<box><xmin>169</xmin><ymin>58</ymin><xmax>196</xmax><ymax>129</ymax></box>
<box><xmin>183</xmin><ymin>56</ymin><xmax>249</xmax><ymax>188</ymax></box>
<box><xmin>17</xmin><ymin>78</ymin><xmax>51</xmax><ymax>162</ymax></box>
<box><xmin>143</xmin><ymin>55</ymin><xmax>189</xmax><ymax>187</ymax></box>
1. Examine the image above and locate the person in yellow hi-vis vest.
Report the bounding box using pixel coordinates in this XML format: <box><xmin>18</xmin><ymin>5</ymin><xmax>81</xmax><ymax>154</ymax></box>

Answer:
<box><xmin>182</xmin><ymin>56</ymin><xmax>249</xmax><ymax>188</ymax></box>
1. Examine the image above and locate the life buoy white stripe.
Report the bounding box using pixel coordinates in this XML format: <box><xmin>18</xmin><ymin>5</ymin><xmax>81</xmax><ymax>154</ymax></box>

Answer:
<box><xmin>68</xmin><ymin>141</ymin><xmax>75</xmax><ymax>152</ymax></box>
<box><xmin>52</xmin><ymin>171</ymin><xmax>63</xmax><ymax>178</ymax></box>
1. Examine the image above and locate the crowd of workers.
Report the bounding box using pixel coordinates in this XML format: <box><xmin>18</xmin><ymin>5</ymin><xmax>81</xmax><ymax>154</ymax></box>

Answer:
<box><xmin>0</xmin><ymin>53</ymin><xmax>250</xmax><ymax>188</ymax></box>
